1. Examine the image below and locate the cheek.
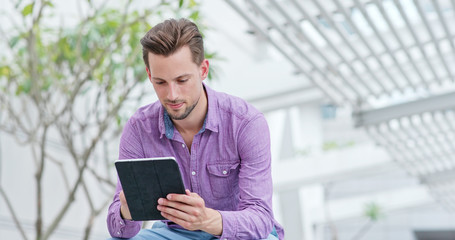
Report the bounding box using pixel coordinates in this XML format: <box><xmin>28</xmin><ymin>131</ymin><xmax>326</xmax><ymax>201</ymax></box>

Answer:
<box><xmin>189</xmin><ymin>83</ymin><xmax>201</xmax><ymax>96</ymax></box>
<box><xmin>152</xmin><ymin>86</ymin><xmax>166</xmax><ymax>99</ymax></box>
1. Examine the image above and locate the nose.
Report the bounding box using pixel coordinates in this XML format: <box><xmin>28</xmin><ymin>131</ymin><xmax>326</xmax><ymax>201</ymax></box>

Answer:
<box><xmin>167</xmin><ymin>82</ymin><xmax>179</xmax><ymax>101</ymax></box>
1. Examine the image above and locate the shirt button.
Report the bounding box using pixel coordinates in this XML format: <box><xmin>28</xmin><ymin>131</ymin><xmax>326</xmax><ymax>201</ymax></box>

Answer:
<box><xmin>191</xmin><ymin>171</ymin><xmax>196</xmax><ymax>176</ymax></box>
<box><xmin>119</xmin><ymin>221</ymin><xmax>123</xmax><ymax>225</ymax></box>
<box><xmin>182</xmin><ymin>144</ymin><xmax>185</xmax><ymax>148</ymax></box>
<box><xmin>222</xmin><ymin>170</ymin><xmax>228</xmax><ymax>175</ymax></box>
<box><xmin>117</xmin><ymin>231</ymin><xmax>121</xmax><ymax>235</ymax></box>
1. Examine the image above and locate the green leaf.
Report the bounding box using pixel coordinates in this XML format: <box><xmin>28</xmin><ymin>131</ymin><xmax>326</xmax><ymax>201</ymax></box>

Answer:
<box><xmin>178</xmin><ymin>0</ymin><xmax>184</xmax><ymax>8</ymax></box>
<box><xmin>116</xmin><ymin>115</ymin><xmax>122</xmax><ymax>127</ymax></box>
<box><xmin>364</xmin><ymin>202</ymin><xmax>382</xmax><ymax>221</ymax></box>
<box><xmin>0</xmin><ymin>66</ymin><xmax>11</xmax><ymax>77</ymax></box>
<box><xmin>45</xmin><ymin>1</ymin><xmax>54</xmax><ymax>8</ymax></box>
<box><xmin>189</xmin><ymin>0</ymin><xmax>197</xmax><ymax>8</ymax></box>
<box><xmin>189</xmin><ymin>11</ymin><xmax>199</xmax><ymax>21</ymax></box>
<box><xmin>21</xmin><ymin>3</ymin><xmax>34</xmax><ymax>17</ymax></box>
<box><xmin>15</xmin><ymin>79</ymin><xmax>31</xmax><ymax>95</ymax></box>
<box><xmin>9</xmin><ymin>36</ymin><xmax>20</xmax><ymax>48</ymax></box>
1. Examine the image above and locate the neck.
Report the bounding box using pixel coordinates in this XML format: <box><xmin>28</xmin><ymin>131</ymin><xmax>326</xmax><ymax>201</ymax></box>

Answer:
<box><xmin>173</xmin><ymin>88</ymin><xmax>207</xmax><ymax>135</ymax></box>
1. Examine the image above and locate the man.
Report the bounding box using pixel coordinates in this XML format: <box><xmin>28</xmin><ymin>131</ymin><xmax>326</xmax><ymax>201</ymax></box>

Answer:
<box><xmin>106</xmin><ymin>18</ymin><xmax>284</xmax><ymax>240</ymax></box>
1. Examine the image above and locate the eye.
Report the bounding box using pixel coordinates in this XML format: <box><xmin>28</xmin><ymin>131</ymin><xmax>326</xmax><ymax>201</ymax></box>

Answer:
<box><xmin>177</xmin><ymin>79</ymin><xmax>188</xmax><ymax>83</ymax></box>
<box><xmin>155</xmin><ymin>81</ymin><xmax>165</xmax><ymax>85</ymax></box>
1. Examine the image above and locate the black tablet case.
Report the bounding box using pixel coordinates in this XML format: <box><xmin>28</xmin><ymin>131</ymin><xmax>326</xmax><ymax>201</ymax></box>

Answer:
<box><xmin>115</xmin><ymin>157</ymin><xmax>186</xmax><ymax>221</ymax></box>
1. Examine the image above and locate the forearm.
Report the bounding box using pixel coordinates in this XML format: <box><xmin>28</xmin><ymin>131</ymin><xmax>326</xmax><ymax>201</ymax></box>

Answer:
<box><xmin>218</xmin><ymin>205</ymin><xmax>274</xmax><ymax>239</ymax></box>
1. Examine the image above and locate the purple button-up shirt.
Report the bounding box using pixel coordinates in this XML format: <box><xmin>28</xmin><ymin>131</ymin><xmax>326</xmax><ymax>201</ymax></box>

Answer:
<box><xmin>107</xmin><ymin>84</ymin><xmax>284</xmax><ymax>239</ymax></box>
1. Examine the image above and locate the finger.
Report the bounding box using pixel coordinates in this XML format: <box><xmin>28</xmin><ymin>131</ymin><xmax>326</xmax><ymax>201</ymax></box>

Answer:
<box><xmin>185</xmin><ymin>190</ymin><xmax>200</xmax><ymax>198</ymax></box>
<box><xmin>158</xmin><ymin>204</ymin><xmax>193</xmax><ymax>222</ymax></box>
<box><xmin>119</xmin><ymin>191</ymin><xmax>127</xmax><ymax>204</ymax></box>
<box><xmin>167</xmin><ymin>193</ymin><xmax>202</xmax><ymax>206</ymax></box>
<box><xmin>158</xmin><ymin>198</ymin><xmax>196</xmax><ymax>215</ymax></box>
<box><xmin>160</xmin><ymin>211</ymin><xmax>194</xmax><ymax>230</ymax></box>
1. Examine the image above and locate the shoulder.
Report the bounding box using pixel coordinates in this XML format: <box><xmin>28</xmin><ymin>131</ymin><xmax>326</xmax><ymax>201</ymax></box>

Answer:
<box><xmin>126</xmin><ymin>101</ymin><xmax>161</xmax><ymax>127</ymax></box>
<box><xmin>211</xmin><ymin>89</ymin><xmax>262</xmax><ymax>122</ymax></box>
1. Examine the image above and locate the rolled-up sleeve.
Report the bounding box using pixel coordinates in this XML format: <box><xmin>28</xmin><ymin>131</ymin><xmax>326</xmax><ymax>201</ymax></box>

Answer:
<box><xmin>218</xmin><ymin>114</ymin><xmax>275</xmax><ymax>239</ymax></box>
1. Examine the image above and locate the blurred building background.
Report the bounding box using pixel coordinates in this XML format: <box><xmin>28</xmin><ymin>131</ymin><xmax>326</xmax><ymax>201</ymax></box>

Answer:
<box><xmin>1</xmin><ymin>0</ymin><xmax>455</xmax><ymax>239</ymax></box>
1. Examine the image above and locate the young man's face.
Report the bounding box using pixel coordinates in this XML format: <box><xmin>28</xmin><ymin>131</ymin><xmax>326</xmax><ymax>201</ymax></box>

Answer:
<box><xmin>146</xmin><ymin>46</ymin><xmax>209</xmax><ymax>120</ymax></box>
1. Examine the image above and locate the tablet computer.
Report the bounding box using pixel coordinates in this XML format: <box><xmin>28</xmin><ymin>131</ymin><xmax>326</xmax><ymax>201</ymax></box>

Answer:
<box><xmin>115</xmin><ymin>157</ymin><xmax>186</xmax><ymax>221</ymax></box>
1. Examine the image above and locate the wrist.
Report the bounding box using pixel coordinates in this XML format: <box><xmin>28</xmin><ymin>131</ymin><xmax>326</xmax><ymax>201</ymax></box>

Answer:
<box><xmin>120</xmin><ymin>205</ymin><xmax>132</xmax><ymax>220</ymax></box>
<box><xmin>203</xmin><ymin>208</ymin><xmax>222</xmax><ymax>236</ymax></box>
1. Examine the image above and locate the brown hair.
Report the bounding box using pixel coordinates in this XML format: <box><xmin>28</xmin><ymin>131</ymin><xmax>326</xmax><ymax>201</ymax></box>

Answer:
<box><xmin>140</xmin><ymin>18</ymin><xmax>204</xmax><ymax>69</ymax></box>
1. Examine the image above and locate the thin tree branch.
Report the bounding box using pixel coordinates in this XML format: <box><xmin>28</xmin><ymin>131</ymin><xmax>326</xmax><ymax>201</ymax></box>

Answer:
<box><xmin>45</xmin><ymin>152</ymin><xmax>71</xmax><ymax>192</ymax></box>
<box><xmin>1</xmin><ymin>96</ymin><xmax>32</xmax><ymax>138</ymax></box>
<box><xmin>82</xmin><ymin>197</ymin><xmax>112</xmax><ymax>240</ymax></box>
<box><xmin>43</xmin><ymin>62</ymin><xmax>139</xmax><ymax>239</ymax></box>
<box><xmin>88</xmin><ymin>163</ymin><xmax>116</xmax><ymax>188</ymax></box>
<box><xmin>0</xmin><ymin>186</ymin><xmax>29</xmax><ymax>240</ymax></box>
<box><xmin>82</xmin><ymin>180</ymin><xmax>95</xmax><ymax>212</ymax></box>
<box><xmin>21</xmin><ymin>97</ymin><xmax>34</xmax><ymax>132</ymax></box>
<box><xmin>35</xmin><ymin>124</ymin><xmax>49</xmax><ymax>239</ymax></box>
<box><xmin>0</xmin><ymin>128</ymin><xmax>28</xmax><ymax>239</ymax></box>
<box><xmin>43</xmin><ymin>106</ymin><xmax>116</xmax><ymax>239</ymax></box>
<box><xmin>33</xmin><ymin>0</ymin><xmax>47</xmax><ymax>27</ymax></box>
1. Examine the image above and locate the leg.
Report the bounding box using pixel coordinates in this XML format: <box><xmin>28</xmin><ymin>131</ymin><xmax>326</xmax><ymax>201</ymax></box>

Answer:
<box><xmin>106</xmin><ymin>221</ymin><xmax>217</xmax><ymax>240</ymax></box>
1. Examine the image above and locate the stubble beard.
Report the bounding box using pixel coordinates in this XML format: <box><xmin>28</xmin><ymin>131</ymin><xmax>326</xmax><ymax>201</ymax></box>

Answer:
<box><xmin>167</xmin><ymin>96</ymin><xmax>200</xmax><ymax>120</ymax></box>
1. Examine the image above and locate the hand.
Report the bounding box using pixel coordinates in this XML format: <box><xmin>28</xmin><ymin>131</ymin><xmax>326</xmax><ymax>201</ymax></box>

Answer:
<box><xmin>119</xmin><ymin>190</ymin><xmax>132</xmax><ymax>220</ymax></box>
<box><xmin>157</xmin><ymin>189</ymin><xmax>222</xmax><ymax>236</ymax></box>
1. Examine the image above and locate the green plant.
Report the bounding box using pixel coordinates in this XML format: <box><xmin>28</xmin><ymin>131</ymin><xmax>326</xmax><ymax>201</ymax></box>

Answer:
<box><xmin>322</xmin><ymin>140</ymin><xmax>356</xmax><ymax>152</ymax></box>
<box><xmin>350</xmin><ymin>202</ymin><xmax>384</xmax><ymax>240</ymax></box>
<box><xmin>0</xmin><ymin>1</ymin><xmax>215</xmax><ymax>239</ymax></box>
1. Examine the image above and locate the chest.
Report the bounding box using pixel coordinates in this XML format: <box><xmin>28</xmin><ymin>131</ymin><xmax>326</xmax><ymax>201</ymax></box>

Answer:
<box><xmin>180</xmin><ymin>132</ymin><xmax>195</xmax><ymax>152</ymax></box>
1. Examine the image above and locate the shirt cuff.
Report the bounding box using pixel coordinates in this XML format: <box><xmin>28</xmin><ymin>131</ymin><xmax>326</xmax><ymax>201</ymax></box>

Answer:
<box><xmin>218</xmin><ymin>211</ymin><xmax>238</xmax><ymax>240</ymax></box>
<box><xmin>110</xmin><ymin>202</ymin><xmax>141</xmax><ymax>238</ymax></box>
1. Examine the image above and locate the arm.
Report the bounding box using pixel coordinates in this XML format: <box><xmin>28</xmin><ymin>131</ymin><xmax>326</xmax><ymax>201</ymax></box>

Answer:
<box><xmin>218</xmin><ymin>114</ymin><xmax>275</xmax><ymax>239</ymax></box>
<box><xmin>106</xmin><ymin>119</ymin><xmax>143</xmax><ymax>238</ymax></box>
<box><xmin>158</xmin><ymin>114</ymin><xmax>276</xmax><ymax>239</ymax></box>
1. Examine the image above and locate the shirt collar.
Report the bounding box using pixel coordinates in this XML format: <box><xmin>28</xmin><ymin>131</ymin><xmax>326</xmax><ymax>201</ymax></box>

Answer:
<box><xmin>158</xmin><ymin>82</ymin><xmax>219</xmax><ymax>140</ymax></box>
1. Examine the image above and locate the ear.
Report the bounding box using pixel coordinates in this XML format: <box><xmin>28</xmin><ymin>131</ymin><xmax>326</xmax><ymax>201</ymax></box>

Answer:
<box><xmin>199</xmin><ymin>59</ymin><xmax>209</xmax><ymax>81</ymax></box>
<box><xmin>146</xmin><ymin>66</ymin><xmax>152</xmax><ymax>80</ymax></box>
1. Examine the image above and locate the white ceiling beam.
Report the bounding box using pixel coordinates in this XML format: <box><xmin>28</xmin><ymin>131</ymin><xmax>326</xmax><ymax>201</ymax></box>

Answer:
<box><xmin>413</xmin><ymin>0</ymin><xmax>454</xmax><ymax>81</ymax></box>
<box><xmin>223</xmin><ymin>0</ymin><xmax>341</xmax><ymax>103</ymax></box>
<box><xmin>372</xmin><ymin>0</ymin><xmax>428</xmax><ymax>89</ymax></box>
<box><xmin>393</xmin><ymin>0</ymin><xmax>440</xmax><ymax>83</ymax></box>
<box><xmin>268</xmin><ymin>0</ymin><xmax>363</xmax><ymax>100</ymax></box>
<box><xmin>433</xmin><ymin>1</ymin><xmax>455</xmax><ymax>53</ymax></box>
<box><xmin>246</xmin><ymin>0</ymin><xmax>353</xmax><ymax>103</ymax></box>
<box><xmin>352</xmin><ymin>0</ymin><xmax>414</xmax><ymax>90</ymax></box>
<box><xmin>290</xmin><ymin>0</ymin><xmax>379</xmax><ymax>99</ymax></box>
<box><xmin>332</xmin><ymin>0</ymin><xmax>400</xmax><ymax>96</ymax></box>
<box><xmin>354</xmin><ymin>91</ymin><xmax>455</xmax><ymax>127</ymax></box>
<box><xmin>311</xmin><ymin>0</ymin><xmax>389</xmax><ymax>98</ymax></box>
<box><xmin>247</xmin><ymin>86</ymin><xmax>323</xmax><ymax>113</ymax></box>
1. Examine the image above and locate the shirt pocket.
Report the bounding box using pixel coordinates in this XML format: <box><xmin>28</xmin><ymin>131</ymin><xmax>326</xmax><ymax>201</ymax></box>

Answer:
<box><xmin>206</xmin><ymin>162</ymin><xmax>240</xmax><ymax>199</ymax></box>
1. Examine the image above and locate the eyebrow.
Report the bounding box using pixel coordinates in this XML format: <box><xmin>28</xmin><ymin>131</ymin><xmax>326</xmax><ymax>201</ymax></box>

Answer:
<box><xmin>152</xmin><ymin>73</ymin><xmax>192</xmax><ymax>81</ymax></box>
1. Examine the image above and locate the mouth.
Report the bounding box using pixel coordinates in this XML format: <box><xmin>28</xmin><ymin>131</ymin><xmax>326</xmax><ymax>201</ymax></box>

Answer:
<box><xmin>167</xmin><ymin>102</ymin><xmax>184</xmax><ymax>110</ymax></box>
